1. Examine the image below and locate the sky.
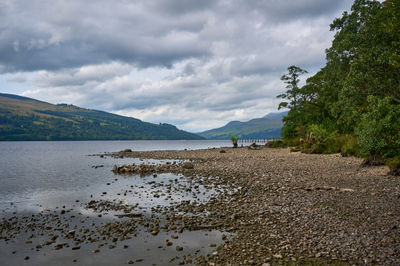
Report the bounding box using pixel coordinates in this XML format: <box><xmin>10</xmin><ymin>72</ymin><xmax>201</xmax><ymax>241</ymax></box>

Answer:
<box><xmin>0</xmin><ymin>0</ymin><xmax>353</xmax><ymax>132</ymax></box>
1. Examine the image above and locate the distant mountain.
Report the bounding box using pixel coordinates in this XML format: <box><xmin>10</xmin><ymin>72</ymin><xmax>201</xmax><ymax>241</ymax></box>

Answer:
<box><xmin>198</xmin><ymin>111</ymin><xmax>287</xmax><ymax>140</ymax></box>
<box><xmin>0</xmin><ymin>93</ymin><xmax>203</xmax><ymax>141</ymax></box>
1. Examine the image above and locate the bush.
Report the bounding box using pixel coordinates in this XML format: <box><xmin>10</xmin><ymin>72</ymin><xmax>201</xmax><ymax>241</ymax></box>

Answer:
<box><xmin>265</xmin><ymin>140</ymin><xmax>285</xmax><ymax>148</ymax></box>
<box><xmin>356</xmin><ymin>96</ymin><xmax>400</xmax><ymax>158</ymax></box>
<box><xmin>290</xmin><ymin>147</ymin><xmax>301</xmax><ymax>152</ymax></box>
<box><xmin>340</xmin><ymin>135</ymin><xmax>362</xmax><ymax>157</ymax></box>
<box><xmin>230</xmin><ymin>136</ymin><xmax>239</xmax><ymax>148</ymax></box>
<box><xmin>306</xmin><ymin>124</ymin><xmax>337</xmax><ymax>153</ymax></box>
<box><xmin>284</xmin><ymin>137</ymin><xmax>300</xmax><ymax>147</ymax></box>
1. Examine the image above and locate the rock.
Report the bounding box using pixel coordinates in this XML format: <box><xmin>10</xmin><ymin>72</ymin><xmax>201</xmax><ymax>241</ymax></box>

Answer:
<box><xmin>66</xmin><ymin>230</ymin><xmax>75</xmax><ymax>238</ymax></box>
<box><xmin>128</xmin><ymin>260</ymin><xmax>134</xmax><ymax>264</ymax></box>
<box><xmin>72</xmin><ymin>246</ymin><xmax>80</xmax><ymax>250</ymax></box>
<box><xmin>339</xmin><ymin>188</ymin><xmax>355</xmax><ymax>192</ymax></box>
<box><xmin>176</xmin><ymin>246</ymin><xmax>183</xmax><ymax>251</ymax></box>
<box><xmin>220</xmin><ymin>150</ymin><xmax>226</xmax><ymax>153</ymax></box>
<box><xmin>116</xmin><ymin>213</ymin><xmax>142</xmax><ymax>218</ymax></box>
<box><xmin>24</xmin><ymin>256</ymin><xmax>29</xmax><ymax>260</ymax></box>
<box><xmin>273</xmin><ymin>254</ymin><xmax>283</xmax><ymax>259</ymax></box>
<box><xmin>248</xmin><ymin>142</ymin><xmax>260</xmax><ymax>150</ymax></box>
<box><xmin>182</xmin><ymin>162</ymin><xmax>194</xmax><ymax>169</ymax></box>
<box><xmin>123</xmin><ymin>149</ymin><xmax>133</xmax><ymax>153</ymax></box>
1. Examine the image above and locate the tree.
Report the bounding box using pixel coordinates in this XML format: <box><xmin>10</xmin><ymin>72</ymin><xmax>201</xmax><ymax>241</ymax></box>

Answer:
<box><xmin>230</xmin><ymin>136</ymin><xmax>239</xmax><ymax>148</ymax></box>
<box><xmin>275</xmin><ymin>0</ymin><xmax>400</xmax><ymax>170</ymax></box>
<box><xmin>277</xmin><ymin>65</ymin><xmax>308</xmax><ymax>138</ymax></box>
<box><xmin>356</xmin><ymin>96</ymin><xmax>400</xmax><ymax>158</ymax></box>
<box><xmin>277</xmin><ymin>65</ymin><xmax>308</xmax><ymax>111</ymax></box>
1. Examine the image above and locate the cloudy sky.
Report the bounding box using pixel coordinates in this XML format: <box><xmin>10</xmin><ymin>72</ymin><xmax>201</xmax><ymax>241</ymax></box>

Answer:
<box><xmin>0</xmin><ymin>0</ymin><xmax>353</xmax><ymax>132</ymax></box>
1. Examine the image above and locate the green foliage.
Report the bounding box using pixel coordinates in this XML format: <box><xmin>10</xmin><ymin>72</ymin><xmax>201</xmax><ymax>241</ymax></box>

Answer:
<box><xmin>266</xmin><ymin>138</ymin><xmax>300</xmax><ymax>149</ymax></box>
<box><xmin>230</xmin><ymin>136</ymin><xmax>239</xmax><ymax>142</ymax></box>
<box><xmin>0</xmin><ymin>94</ymin><xmax>204</xmax><ymax>141</ymax></box>
<box><xmin>355</xmin><ymin>96</ymin><xmax>400</xmax><ymax>158</ymax></box>
<box><xmin>385</xmin><ymin>156</ymin><xmax>400</xmax><ymax>168</ymax></box>
<box><xmin>340</xmin><ymin>135</ymin><xmax>361</xmax><ymax>157</ymax></box>
<box><xmin>386</xmin><ymin>156</ymin><xmax>400</xmax><ymax>175</ymax></box>
<box><xmin>277</xmin><ymin>65</ymin><xmax>308</xmax><ymax>111</ymax></box>
<box><xmin>230</xmin><ymin>136</ymin><xmax>239</xmax><ymax>148</ymax></box>
<box><xmin>265</xmin><ymin>140</ymin><xmax>285</xmax><ymax>148</ymax></box>
<box><xmin>277</xmin><ymin>66</ymin><xmax>310</xmax><ymax>139</ymax></box>
<box><xmin>276</xmin><ymin>0</ymin><xmax>400</xmax><ymax>162</ymax></box>
<box><xmin>290</xmin><ymin>147</ymin><xmax>301</xmax><ymax>152</ymax></box>
<box><xmin>304</xmin><ymin>124</ymin><xmax>337</xmax><ymax>154</ymax></box>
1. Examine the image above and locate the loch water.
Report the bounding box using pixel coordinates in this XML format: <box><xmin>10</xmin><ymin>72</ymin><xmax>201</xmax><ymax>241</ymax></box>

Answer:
<box><xmin>0</xmin><ymin>140</ymin><xmax>230</xmax><ymax>266</ymax></box>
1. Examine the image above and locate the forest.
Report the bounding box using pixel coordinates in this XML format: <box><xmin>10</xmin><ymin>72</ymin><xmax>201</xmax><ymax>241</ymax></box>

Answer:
<box><xmin>275</xmin><ymin>0</ymin><xmax>400</xmax><ymax>174</ymax></box>
<box><xmin>0</xmin><ymin>95</ymin><xmax>203</xmax><ymax>141</ymax></box>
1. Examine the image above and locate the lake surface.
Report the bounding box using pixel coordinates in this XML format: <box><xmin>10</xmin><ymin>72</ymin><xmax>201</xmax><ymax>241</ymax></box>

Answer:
<box><xmin>0</xmin><ymin>140</ymin><xmax>231</xmax><ymax>265</ymax></box>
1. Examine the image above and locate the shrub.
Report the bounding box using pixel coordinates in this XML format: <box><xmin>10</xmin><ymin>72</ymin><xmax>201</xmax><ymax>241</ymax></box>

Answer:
<box><xmin>265</xmin><ymin>140</ymin><xmax>285</xmax><ymax>148</ymax></box>
<box><xmin>356</xmin><ymin>96</ymin><xmax>400</xmax><ymax>158</ymax></box>
<box><xmin>306</xmin><ymin>124</ymin><xmax>337</xmax><ymax>153</ymax></box>
<box><xmin>340</xmin><ymin>135</ymin><xmax>362</xmax><ymax>157</ymax></box>
<box><xmin>230</xmin><ymin>136</ymin><xmax>239</xmax><ymax>148</ymax></box>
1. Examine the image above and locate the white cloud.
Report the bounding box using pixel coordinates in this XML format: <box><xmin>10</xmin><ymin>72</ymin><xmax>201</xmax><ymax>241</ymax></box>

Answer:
<box><xmin>2</xmin><ymin>0</ymin><xmax>354</xmax><ymax>132</ymax></box>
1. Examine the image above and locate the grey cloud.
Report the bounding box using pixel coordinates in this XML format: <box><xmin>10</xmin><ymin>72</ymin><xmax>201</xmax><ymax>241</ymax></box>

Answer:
<box><xmin>9</xmin><ymin>0</ymin><xmax>354</xmax><ymax>131</ymax></box>
<box><xmin>7</xmin><ymin>73</ymin><xmax>27</xmax><ymax>83</ymax></box>
<box><xmin>35</xmin><ymin>62</ymin><xmax>132</xmax><ymax>87</ymax></box>
<box><xmin>251</xmin><ymin>0</ymin><xmax>351</xmax><ymax>21</ymax></box>
<box><xmin>0</xmin><ymin>0</ymin><xmax>210</xmax><ymax>72</ymax></box>
<box><xmin>0</xmin><ymin>0</ymin><xmax>351</xmax><ymax>73</ymax></box>
<box><xmin>144</xmin><ymin>0</ymin><xmax>216</xmax><ymax>15</ymax></box>
<box><xmin>218</xmin><ymin>0</ymin><xmax>352</xmax><ymax>24</ymax></box>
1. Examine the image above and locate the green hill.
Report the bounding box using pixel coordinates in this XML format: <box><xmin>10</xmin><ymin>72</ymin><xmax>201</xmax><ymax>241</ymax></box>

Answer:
<box><xmin>0</xmin><ymin>93</ymin><xmax>203</xmax><ymax>141</ymax></box>
<box><xmin>198</xmin><ymin>112</ymin><xmax>286</xmax><ymax>140</ymax></box>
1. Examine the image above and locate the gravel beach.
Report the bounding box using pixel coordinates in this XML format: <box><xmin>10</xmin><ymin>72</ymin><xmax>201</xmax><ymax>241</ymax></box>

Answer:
<box><xmin>1</xmin><ymin>146</ymin><xmax>399</xmax><ymax>265</ymax></box>
<box><xmin>116</xmin><ymin>146</ymin><xmax>400</xmax><ymax>265</ymax></box>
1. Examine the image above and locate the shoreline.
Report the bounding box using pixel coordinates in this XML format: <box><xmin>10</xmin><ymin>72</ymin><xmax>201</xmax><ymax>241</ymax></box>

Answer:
<box><xmin>1</xmin><ymin>145</ymin><xmax>399</xmax><ymax>265</ymax></box>
<box><xmin>112</xmin><ymin>146</ymin><xmax>400</xmax><ymax>265</ymax></box>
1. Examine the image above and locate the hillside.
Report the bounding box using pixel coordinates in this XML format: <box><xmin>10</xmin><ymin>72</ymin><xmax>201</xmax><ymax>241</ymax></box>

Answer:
<box><xmin>198</xmin><ymin>112</ymin><xmax>286</xmax><ymax>140</ymax></box>
<box><xmin>0</xmin><ymin>93</ymin><xmax>203</xmax><ymax>141</ymax></box>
